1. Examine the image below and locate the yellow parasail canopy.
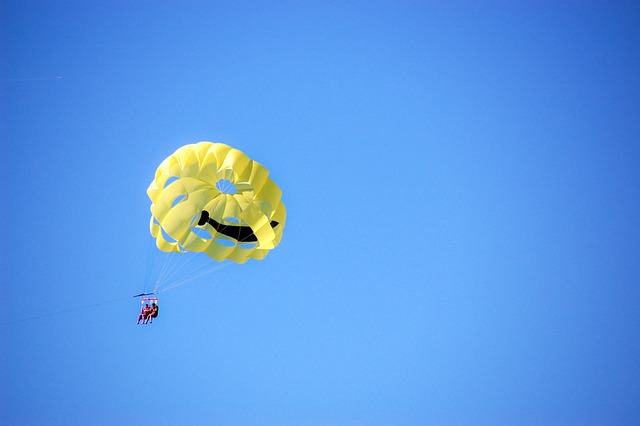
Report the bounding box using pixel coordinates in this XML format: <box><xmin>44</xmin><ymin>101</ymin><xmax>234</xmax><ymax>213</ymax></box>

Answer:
<box><xmin>147</xmin><ymin>142</ymin><xmax>286</xmax><ymax>264</ymax></box>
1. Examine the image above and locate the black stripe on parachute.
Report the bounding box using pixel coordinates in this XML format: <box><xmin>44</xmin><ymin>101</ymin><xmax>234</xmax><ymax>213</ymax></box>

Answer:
<box><xmin>197</xmin><ymin>210</ymin><xmax>279</xmax><ymax>243</ymax></box>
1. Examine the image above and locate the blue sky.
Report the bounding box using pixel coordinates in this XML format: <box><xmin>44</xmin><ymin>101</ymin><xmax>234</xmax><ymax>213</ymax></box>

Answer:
<box><xmin>2</xmin><ymin>1</ymin><xmax>640</xmax><ymax>425</ymax></box>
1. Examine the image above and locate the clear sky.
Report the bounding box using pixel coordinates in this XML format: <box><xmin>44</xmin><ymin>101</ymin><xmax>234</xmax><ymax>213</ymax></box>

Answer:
<box><xmin>2</xmin><ymin>1</ymin><xmax>640</xmax><ymax>425</ymax></box>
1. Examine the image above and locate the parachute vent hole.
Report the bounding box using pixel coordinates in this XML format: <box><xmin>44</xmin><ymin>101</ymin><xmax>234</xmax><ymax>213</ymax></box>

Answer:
<box><xmin>216</xmin><ymin>179</ymin><xmax>237</xmax><ymax>194</ymax></box>
<box><xmin>161</xmin><ymin>227</ymin><xmax>178</xmax><ymax>244</ymax></box>
<box><xmin>215</xmin><ymin>237</ymin><xmax>237</xmax><ymax>247</ymax></box>
<box><xmin>191</xmin><ymin>226</ymin><xmax>212</xmax><ymax>240</ymax></box>
<box><xmin>164</xmin><ymin>176</ymin><xmax>179</xmax><ymax>188</ymax></box>
<box><xmin>171</xmin><ymin>194</ymin><xmax>186</xmax><ymax>208</ymax></box>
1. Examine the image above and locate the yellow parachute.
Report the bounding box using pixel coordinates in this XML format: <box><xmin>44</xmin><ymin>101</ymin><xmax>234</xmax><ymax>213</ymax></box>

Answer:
<box><xmin>147</xmin><ymin>142</ymin><xmax>286</xmax><ymax>264</ymax></box>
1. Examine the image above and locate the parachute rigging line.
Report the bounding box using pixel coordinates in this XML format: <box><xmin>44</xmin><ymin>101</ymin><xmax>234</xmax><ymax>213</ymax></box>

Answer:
<box><xmin>154</xmin><ymin>259</ymin><xmax>232</xmax><ymax>294</ymax></box>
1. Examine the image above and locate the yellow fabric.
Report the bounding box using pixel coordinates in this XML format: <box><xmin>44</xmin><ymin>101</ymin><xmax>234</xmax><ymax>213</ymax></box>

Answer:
<box><xmin>148</xmin><ymin>142</ymin><xmax>286</xmax><ymax>263</ymax></box>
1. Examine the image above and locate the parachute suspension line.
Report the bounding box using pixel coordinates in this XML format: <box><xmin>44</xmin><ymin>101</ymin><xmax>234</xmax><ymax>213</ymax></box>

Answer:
<box><xmin>143</xmin><ymin>237</ymin><xmax>158</xmax><ymax>294</ymax></box>
<box><xmin>152</xmin><ymin>250</ymin><xmax>202</xmax><ymax>294</ymax></box>
<box><xmin>155</xmin><ymin>256</ymin><xmax>225</xmax><ymax>293</ymax></box>
<box><xmin>148</xmin><ymin>250</ymin><xmax>231</xmax><ymax>295</ymax></box>
<box><xmin>154</xmin><ymin>253</ymin><xmax>173</xmax><ymax>290</ymax></box>
<box><xmin>154</xmin><ymin>250</ymin><xmax>177</xmax><ymax>291</ymax></box>
<box><xmin>156</xmin><ymin>262</ymin><xmax>230</xmax><ymax>294</ymax></box>
<box><xmin>156</xmin><ymin>260</ymin><xmax>232</xmax><ymax>294</ymax></box>
<box><xmin>159</xmin><ymin>250</ymin><xmax>201</xmax><ymax>287</ymax></box>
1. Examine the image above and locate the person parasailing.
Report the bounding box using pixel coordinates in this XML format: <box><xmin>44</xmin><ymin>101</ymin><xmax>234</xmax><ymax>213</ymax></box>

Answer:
<box><xmin>145</xmin><ymin>303</ymin><xmax>159</xmax><ymax>324</ymax></box>
<box><xmin>137</xmin><ymin>304</ymin><xmax>151</xmax><ymax>324</ymax></box>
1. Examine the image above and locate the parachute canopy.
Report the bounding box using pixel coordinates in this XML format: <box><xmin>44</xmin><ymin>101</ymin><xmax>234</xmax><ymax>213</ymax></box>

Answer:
<box><xmin>147</xmin><ymin>142</ymin><xmax>286</xmax><ymax>264</ymax></box>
